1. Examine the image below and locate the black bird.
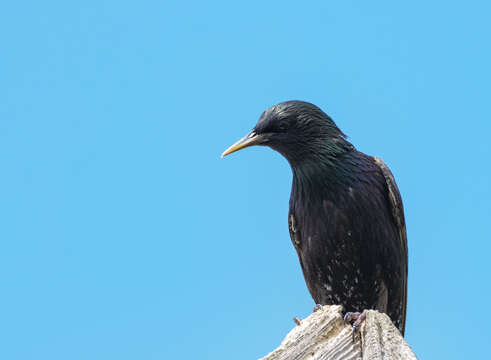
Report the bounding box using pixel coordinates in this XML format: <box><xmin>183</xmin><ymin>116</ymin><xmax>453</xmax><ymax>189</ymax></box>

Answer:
<box><xmin>222</xmin><ymin>101</ymin><xmax>408</xmax><ymax>335</ymax></box>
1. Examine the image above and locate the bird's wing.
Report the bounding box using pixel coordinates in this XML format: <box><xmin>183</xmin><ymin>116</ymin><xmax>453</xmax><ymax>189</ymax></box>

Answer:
<box><xmin>374</xmin><ymin>157</ymin><xmax>408</xmax><ymax>335</ymax></box>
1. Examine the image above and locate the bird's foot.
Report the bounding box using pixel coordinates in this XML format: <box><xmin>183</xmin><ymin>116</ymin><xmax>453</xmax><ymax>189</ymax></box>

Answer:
<box><xmin>313</xmin><ymin>304</ymin><xmax>323</xmax><ymax>312</ymax></box>
<box><xmin>343</xmin><ymin>310</ymin><xmax>368</xmax><ymax>341</ymax></box>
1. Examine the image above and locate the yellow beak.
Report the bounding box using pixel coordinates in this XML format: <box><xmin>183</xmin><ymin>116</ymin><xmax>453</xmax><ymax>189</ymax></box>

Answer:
<box><xmin>221</xmin><ymin>131</ymin><xmax>267</xmax><ymax>158</ymax></box>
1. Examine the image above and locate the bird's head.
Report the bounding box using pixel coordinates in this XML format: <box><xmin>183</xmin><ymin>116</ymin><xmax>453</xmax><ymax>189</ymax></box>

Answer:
<box><xmin>222</xmin><ymin>101</ymin><xmax>352</xmax><ymax>166</ymax></box>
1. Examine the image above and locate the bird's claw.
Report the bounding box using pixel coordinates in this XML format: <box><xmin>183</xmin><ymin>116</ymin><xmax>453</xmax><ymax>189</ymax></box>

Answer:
<box><xmin>343</xmin><ymin>311</ymin><xmax>360</xmax><ymax>323</ymax></box>
<box><xmin>343</xmin><ymin>310</ymin><xmax>367</xmax><ymax>342</ymax></box>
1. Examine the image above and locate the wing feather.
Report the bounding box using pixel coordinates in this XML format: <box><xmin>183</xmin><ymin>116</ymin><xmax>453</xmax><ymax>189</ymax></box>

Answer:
<box><xmin>374</xmin><ymin>157</ymin><xmax>408</xmax><ymax>335</ymax></box>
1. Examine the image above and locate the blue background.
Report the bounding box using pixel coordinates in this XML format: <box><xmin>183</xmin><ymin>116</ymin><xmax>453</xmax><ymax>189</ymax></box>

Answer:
<box><xmin>2</xmin><ymin>1</ymin><xmax>490</xmax><ymax>359</ymax></box>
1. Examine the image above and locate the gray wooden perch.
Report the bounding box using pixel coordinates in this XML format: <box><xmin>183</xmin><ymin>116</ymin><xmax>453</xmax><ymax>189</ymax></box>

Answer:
<box><xmin>259</xmin><ymin>305</ymin><xmax>417</xmax><ymax>360</ymax></box>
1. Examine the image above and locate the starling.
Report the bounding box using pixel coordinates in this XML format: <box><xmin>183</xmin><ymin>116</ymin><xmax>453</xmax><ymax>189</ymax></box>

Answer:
<box><xmin>222</xmin><ymin>101</ymin><xmax>408</xmax><ymax>335</ymax></box>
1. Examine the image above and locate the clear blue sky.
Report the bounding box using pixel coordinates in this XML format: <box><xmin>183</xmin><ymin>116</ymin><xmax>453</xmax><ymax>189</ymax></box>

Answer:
<box><xmin>1</xmin><ymin>1</ymin><xmax>490</xmax><ymax>359</ymax></box>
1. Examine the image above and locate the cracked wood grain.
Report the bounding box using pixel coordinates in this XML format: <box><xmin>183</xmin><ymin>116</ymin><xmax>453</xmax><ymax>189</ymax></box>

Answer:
<box><xmin>259</xmin><ymin>305</ymin><xmax>417</xmax><ymax>360</ymax></box>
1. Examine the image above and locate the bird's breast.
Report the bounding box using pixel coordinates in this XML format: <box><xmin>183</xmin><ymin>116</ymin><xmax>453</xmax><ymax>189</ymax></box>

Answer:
<box><xmin>289</xmin><ymin>180</ymin><xmax>383</xmax><ymax>306</ymax></box>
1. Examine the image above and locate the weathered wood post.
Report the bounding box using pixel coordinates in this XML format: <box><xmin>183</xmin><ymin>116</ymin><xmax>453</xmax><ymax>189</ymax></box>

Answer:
<box><xmin>259</xmin><ymin>305</ymin><xmax>417</xmax><ymax>360</ymax></box>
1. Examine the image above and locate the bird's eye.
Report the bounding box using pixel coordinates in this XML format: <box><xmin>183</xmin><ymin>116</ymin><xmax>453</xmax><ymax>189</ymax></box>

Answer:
<box><xmin>278</xmin><ymin>120</ymin><xmax>289</xmax><ymax>132</ymax></box>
